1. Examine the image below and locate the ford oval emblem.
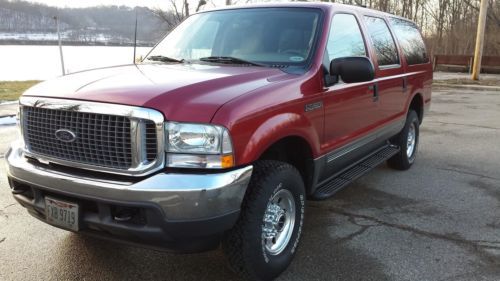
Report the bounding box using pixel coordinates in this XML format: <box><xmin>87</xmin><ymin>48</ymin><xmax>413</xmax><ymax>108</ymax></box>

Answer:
<box><xmin>55</xmin><ymin>129</ymin><xmax>77</xmax><ymax>143</ymax></box>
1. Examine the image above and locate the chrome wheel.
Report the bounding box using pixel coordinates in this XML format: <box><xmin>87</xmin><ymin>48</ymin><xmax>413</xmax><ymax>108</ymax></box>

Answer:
<box><xmin>407</xmin><ymin>123</ymin><xmax>416</xmax><ymax>158</ymax></box>
<box><xmin>262</xmin><ymin>189</ymin><xmax>296</xmax><ymax>255</ymax></box>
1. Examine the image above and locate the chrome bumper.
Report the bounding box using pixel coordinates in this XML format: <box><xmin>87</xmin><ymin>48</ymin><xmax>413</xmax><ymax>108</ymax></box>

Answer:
<box><xmin>6</xmin><ymin>141</ymin><xmax>253</xmax><ymax>221</ymax></box>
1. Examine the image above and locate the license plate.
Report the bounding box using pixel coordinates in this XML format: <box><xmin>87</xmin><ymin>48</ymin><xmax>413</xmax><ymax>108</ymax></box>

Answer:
<box><xmin>45</xmin><ymin>197</ymin><xmax>79</xmax><ymax>231</ymax></box>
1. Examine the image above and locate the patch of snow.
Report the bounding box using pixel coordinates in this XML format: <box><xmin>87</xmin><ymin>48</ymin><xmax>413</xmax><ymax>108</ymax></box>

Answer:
<box><xmin>0</xmin><ymin>101</ymin><xmax>19</xmax><ymax>105</ymax></box>
<box><xmin>0</xmin><ymin>115</ymin><xmax>16</xmax><ymax>126</ymax></box>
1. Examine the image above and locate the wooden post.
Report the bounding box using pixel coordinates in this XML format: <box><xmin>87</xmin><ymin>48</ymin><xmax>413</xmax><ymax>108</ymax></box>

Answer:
<box><xmin>468</xmin><ymin>57</ymin><xmax>473</xmax><ymax>74</ymax></box>
<box><xmin>471</xmin><ymin>0</ymin><xmax>488</xmax><ymax>80</ymax></box>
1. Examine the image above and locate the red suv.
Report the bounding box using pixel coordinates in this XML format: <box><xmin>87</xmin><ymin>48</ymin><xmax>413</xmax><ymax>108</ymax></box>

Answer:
<box><xmin>6</xmin><ymin>3</ymin><xmax>432</xmax><ymax>280</ymax></box>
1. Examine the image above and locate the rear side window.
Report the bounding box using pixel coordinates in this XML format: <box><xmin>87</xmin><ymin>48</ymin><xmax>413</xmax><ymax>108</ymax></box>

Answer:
<box><xmin>326</xmin><ymin>14</ymin><xmax>366</xmax><ymax>60</ymax></box>
<box><xmin>364</xmin><ymin>16</ymin><xmax>399</xmax><ymax>66</ymax></box>
<box><xmin>389</xmin><ymin>18</ymin><xmax>429</xmax><ymax>65</ymax></box>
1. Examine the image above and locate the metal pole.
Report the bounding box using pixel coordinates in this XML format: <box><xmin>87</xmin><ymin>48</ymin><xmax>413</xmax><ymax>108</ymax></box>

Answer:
<box><xmin>54</xmin><ymin>16</ymin><xmax>65</xmax><ymax>76</ymax></box>
<box><xmin>471</xmin><ymin>0</ymin><xmax>488</xmax><ymax>80</ymax></box>
<box><xmin>133</xmin><ymin>9</ymin><xmax>138</xmax><ymax>64</ymax></box>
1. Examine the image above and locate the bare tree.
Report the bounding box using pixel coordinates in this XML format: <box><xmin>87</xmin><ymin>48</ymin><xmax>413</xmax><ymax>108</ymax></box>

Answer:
<box><xmin>153</xmin><ymin>0</ymin><xmax>207</xmax><ymax>29</ymax></box>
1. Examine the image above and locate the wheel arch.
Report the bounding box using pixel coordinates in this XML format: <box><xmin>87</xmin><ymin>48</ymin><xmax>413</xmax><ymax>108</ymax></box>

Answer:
<box><xmin>258</xmin><ymin>135</ymin><xmax>315</xmax><ymax>193</ymax></box>
<box><xmin>238</xmin><ymin>113</ymin><xmax>320</xmax><ymax>193</ymax></box>
<box><xmin>409</xmin><ymin>92</ymin><xmax>424</xmax><ymax>123</ymax></box>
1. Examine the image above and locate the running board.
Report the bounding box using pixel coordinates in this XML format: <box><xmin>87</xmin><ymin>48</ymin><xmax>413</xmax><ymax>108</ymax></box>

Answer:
<box><xmin>312</xmin><ymin>145</ymin><xmax>400</xmax><ymax>200</ymax></box>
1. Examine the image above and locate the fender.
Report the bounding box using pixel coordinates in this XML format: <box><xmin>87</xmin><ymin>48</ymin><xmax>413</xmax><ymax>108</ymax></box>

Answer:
<box><xmin>405</xmin><ymin>72</ymin><xmax>427</xmax><ymax>117</ymax></box>
<box><xmin>407</xmin><ymin>91</ymin><xmax>423</xmax><ymax>108</ymax></box>
<box><xmin>237</xmin><ymin>112</ymin><xmax>321</xmax><ymax>165</ymax></box>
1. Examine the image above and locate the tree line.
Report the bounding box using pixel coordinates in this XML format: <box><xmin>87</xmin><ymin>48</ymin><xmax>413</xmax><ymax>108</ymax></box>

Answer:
<box><xmin>340</xmin><ymin>0</ymin><xmax>500</xmax><ymax>56</ymax></box>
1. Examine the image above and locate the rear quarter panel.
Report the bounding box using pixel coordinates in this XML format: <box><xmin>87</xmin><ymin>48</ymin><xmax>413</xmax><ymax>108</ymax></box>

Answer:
<box><xmin>406</xmin><ymin>63</ymin><xmax>433</xmax><ymax>117</ymax></box>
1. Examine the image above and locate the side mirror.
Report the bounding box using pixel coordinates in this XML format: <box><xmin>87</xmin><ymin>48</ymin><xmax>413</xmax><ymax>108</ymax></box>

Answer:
<box><xmin>330</xmin><ymin>56</ymin><xmax>375</xmax><ymax>84</ymax></box>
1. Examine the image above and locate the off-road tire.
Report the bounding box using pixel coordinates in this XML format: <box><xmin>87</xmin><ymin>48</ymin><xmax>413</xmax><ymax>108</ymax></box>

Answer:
<box><xmin>388</xmin><ymin>110</ymin><xmax>420</xmax><ymax>170</ymax></box>
<box><xmin>222</xmin><ymin>160</ymin><xmax>306</xmax><ymax>281</ymax></box>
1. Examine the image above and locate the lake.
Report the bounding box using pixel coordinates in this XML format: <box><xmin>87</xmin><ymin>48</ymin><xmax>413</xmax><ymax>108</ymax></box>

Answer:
<box><xmin>0</xmin><ymin>45</ymin><xmax>153</xmax><ymax>81</ymax></box>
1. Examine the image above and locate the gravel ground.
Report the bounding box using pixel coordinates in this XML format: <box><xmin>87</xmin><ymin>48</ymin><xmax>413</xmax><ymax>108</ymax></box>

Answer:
<box><xmin>0</xmin><ymin>86</ymin><xmax>499</xmax><ymax>281</ymax></box>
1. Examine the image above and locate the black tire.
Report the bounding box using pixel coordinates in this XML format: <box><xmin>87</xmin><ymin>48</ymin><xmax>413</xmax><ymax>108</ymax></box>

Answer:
<box><xmin>388</xmin><ymin>110</ymin><xmax>420</xmax><ymax>170</ymax></box>
<box><xmin>223</xmin><ymin>160</ymin><xmax>306</xmax><ymax>281</ymax></box>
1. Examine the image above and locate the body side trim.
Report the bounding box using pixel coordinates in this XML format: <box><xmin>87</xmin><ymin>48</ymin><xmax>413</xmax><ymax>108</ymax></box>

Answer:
<box><xmin>325</xmin><ymin>117</ymin><xmax>404</xmax><ymax>163</ymax></box>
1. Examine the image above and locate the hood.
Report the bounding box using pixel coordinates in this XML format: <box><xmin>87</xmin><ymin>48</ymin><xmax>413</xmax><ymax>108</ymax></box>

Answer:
<box><xmin>23</xmin><ymin>63</ymin><xmax>288</xmax><ymax>122</ymax></box>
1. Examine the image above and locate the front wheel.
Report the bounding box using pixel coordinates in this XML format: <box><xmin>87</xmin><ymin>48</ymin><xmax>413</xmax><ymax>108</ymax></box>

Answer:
<box><xmin>388</xmin><ymin>110</ymin><xmax>420</xmax><ymax>170</ymax></box>
<box><xmin>223</xmin><ymin>160</ymin><xmax>305</xmax><ymax>281</ymax></box>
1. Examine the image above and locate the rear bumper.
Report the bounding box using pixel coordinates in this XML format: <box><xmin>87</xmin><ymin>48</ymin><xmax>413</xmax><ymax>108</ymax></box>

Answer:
<box><xmin>5</xmin><ymin>141</ymin><xmax>253</xmax><ymax>252</ymax></box>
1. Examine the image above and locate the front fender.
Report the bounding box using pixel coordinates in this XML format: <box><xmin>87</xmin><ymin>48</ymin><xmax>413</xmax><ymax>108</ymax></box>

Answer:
<box><xmin>236</xmin><ymin>112</ymin><xmax>321</xmax><ymax>165</ymax></box>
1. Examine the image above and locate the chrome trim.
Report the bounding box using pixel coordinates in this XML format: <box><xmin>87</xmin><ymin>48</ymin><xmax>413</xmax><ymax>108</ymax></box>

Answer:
<box><xmin>326</xmin><ymin>118</ymin><xmax>405</xmax><ymax>163</ymax></box>
<box><xmin>19</xmin><ymin>97</ymin><xmax>165</xmax><ymax>177</ymax></box>
<box><xmin>54</xmin><ymin>129</ymin><xmax>77</xmax><ymax>143</ymax></box>
<box><xmin>327</xmin><ymin>134</ymin><xmax>377</xmax><ymax>163</ymax></box>
<box><xmin>378</xmin><ymin>63</ymin><xmax>402</xmax><ymax>70</ymax></box>
<box><xmin>406</xmin><ymin>122</ymin><xmax>416</xmax><ymax>158</ymax></box>
<box><xmin>7</xmin><ymin>141</ymin><xmax>253</xmax><ymax>220</ymax></box>
<box><xmin>262</xmin><ymin>189</ymin><xmax>296</xmax><ymax>255</ymax></box>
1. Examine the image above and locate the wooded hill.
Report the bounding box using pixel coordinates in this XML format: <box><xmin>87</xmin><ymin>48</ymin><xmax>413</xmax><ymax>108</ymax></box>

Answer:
<box><xmin>0</xmin><ymin>0</ymin><xmax>168</xmax><ymax>45</ymax></box>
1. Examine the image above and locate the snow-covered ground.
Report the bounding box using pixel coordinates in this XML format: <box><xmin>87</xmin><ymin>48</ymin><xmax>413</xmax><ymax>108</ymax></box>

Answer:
<box><xmin>0</xmin><ymin>32</ymin><xmax>127</xmax><ymax>42</ymax></box>
<box><xmin>0</xmin><ymin>32</ymin><xmax>60</xmax><ymax>41</ymax></box>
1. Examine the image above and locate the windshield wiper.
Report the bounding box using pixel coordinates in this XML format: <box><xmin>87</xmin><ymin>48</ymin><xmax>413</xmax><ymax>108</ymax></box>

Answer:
<box><xmin>147</xmin><ymin>55</ymin><xmax>184</xmax><ymax>63</ymax></box>
<box><xmin>199</xmin><ymin>56</ymin><xmax>264</xmax><ymax>66</ymax></box>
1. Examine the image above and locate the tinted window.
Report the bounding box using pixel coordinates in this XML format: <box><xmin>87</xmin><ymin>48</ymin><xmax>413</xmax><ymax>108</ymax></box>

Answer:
<box><xmin>326</xmin><ymin>14</ymin><xmax>366</xmax><ymax>60</ymax></box>
<box><xmin>364</xmin><ymin>16</ymin><xmax>399</xmax><ymax>66</ymax></box>
<box><xmin>389</xmin><ymin>18</ymin><xmax>429</xmax><ymax>65</ymax></box>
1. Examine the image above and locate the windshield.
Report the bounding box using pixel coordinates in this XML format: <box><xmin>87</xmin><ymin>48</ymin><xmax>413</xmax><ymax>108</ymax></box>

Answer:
<box><xmin>145</xmin><ymin>8</ymin><xmax>322</xmax><ymax>67</ymax></box>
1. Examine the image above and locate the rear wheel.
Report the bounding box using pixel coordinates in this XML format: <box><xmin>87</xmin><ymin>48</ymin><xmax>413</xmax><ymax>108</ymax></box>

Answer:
<box><xmin>223</xmin><ymin>160</ymin><xmax>305</xmax><ymax>281</ymax></box>
<box><xmin>388</xmin><ymin>110</ymin><xmax>420</xmax><ymax>170</ymax></box>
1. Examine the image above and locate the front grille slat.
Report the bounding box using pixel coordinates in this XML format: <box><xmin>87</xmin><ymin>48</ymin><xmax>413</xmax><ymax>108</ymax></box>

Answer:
<box><xmin>145</xmin><ymin>121</ymin><xmax>157</xmax><ymax>162</ymax></box>
<box><xmin>23</xmin><ymin>106</ymin><xmax>141</xmax><ymax>170</ymax></box>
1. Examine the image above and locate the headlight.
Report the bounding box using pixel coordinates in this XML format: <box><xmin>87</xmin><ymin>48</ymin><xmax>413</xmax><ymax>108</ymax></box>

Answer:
<box><xmin>165</xmin><ymin>122</ymin><xmax>234</xmax><ymax>169</ymax></box>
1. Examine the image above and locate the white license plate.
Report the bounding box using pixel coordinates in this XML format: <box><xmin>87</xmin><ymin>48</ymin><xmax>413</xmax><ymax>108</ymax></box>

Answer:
<box><xmin>45</xmin><ymin>197</ymin><xmax>79</xmax><ymax>231</ymax></box>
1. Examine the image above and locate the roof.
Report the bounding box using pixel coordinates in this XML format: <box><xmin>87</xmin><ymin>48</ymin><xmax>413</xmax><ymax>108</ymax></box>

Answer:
<box><xmin>198</xmin><ymin>2</ymin><xmax>412</xmax><ymax>23</ymax></box>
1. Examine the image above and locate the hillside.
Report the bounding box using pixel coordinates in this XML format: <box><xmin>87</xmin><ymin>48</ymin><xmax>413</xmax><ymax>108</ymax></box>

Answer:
<box><xmin>0</xmin><ymin>0</ymin><xmax>169</xmax><ymax>45</ymax></box>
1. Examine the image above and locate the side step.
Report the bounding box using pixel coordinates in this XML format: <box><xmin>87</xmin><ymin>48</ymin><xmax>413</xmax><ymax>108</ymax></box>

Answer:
<box><xmin>312</xmin><ymin>145</ymin><xmax>400</xmax><ymax>200</ymax></box>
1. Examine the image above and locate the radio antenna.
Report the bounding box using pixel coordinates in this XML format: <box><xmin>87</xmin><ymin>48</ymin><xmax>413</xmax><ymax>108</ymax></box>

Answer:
<box><xmin>133</xmin><ymin>8</ymin><xmax>138</xmax><ymax>64</ymax></box>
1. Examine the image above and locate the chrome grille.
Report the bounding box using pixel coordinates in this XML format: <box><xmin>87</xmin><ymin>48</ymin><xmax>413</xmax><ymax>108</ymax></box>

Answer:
<box><xmin>19</xmin><ymin>97</ymin><xmax>165</xmax><ymax>176</ymax></box>
<box><xmin>23</xmin><ymin>106</ymin><xmax>133</xmax><ymax>169</ymax></box>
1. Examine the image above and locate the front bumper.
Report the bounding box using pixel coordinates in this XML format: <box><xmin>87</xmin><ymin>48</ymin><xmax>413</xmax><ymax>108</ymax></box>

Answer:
<box><xmin>5</xmin><ymin>141</ymin><xmax>253</xmax><ymax>252</ymax></box>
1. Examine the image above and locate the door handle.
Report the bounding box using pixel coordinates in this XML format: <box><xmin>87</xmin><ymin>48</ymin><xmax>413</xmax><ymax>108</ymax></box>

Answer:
<box><xmin>402</xmin><ymin>77</ymin><xmax>408</xmax><ymax>93</ymax></box>
<box><xmin>369</xmin><ymin>83</ymin><xmax>379</xmax><ymax>102</ymax></box>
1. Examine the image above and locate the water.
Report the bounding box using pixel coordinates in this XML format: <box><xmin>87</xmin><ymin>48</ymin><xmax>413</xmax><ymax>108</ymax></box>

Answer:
<box><xmin>0</xmin><ymin>45</ymin><xmax>152</xmax><ymax>81</ymax></box>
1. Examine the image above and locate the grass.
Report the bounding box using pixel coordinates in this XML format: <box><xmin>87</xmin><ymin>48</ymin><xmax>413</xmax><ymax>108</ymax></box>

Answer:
<box><xmin>436</xmin><ymin>78</ymin><xmax>500</xmax><ymax>87</ymax></box>
<box><xmin>0</xmin><ymin>80</ymin><xmax>41</xmax><ymax>101</ymax></box>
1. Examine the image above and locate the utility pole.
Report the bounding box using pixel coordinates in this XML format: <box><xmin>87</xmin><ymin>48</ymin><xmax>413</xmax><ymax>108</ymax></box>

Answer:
<box><xmin>471</xmin><ymin>0</ymin><xmax>488</xmax><ymax>80</ymax></box>
<box><xmin>54</xmin><ymin>16</ymin><xmax>65</xmax><ymax>76</ymax></box>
